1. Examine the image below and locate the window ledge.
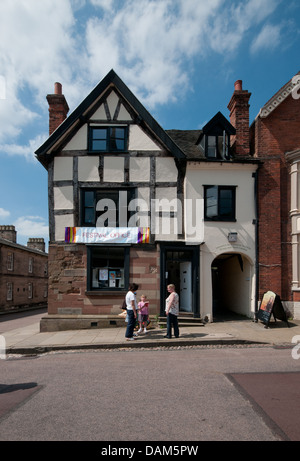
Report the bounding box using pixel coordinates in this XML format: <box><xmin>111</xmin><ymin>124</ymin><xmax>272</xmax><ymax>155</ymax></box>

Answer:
<box><xmin>85</xmin><ymin>290</ymin><xmax>127</xmax><ymax>296</ymax></box>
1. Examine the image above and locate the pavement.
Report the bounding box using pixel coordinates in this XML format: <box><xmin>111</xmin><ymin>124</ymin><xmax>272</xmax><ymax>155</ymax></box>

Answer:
<box><xmin>2</xmin><ymin>311</ymin><xmax>300</xmax><ymax>355</ymax></box>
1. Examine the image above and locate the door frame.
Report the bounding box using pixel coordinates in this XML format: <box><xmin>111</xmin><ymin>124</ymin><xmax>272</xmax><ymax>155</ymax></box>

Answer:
<box><xmin>160</xmin><ymin>243</ymin><xmax>200</xmax><ymax>317</ymax></box>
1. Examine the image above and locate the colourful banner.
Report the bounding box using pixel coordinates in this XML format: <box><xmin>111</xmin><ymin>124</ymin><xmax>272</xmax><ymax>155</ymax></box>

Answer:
<box><xmin>65</xmin><ymin>227</ymin><xmax>150</xmax><ymax>244</ymax></box>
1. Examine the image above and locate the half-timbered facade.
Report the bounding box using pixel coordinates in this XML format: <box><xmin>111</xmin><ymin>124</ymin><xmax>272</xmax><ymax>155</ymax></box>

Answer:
<box><xmin>36</xmin><ymin>71</ymin><xmax>259</xmax><ymax>331</ymax></box>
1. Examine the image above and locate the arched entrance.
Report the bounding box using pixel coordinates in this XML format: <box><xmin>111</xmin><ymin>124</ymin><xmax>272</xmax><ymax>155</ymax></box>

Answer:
<box><xmin>211</xmin><ymin>252</ymin><xmax>252</xmax><ymax>320</ymax></box>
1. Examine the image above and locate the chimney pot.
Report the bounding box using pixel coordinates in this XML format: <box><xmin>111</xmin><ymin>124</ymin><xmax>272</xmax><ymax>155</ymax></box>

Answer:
<box><xmin>234</xmin><ymin>80</ymin><xmax>243</xmax><ymax>91</ymax></box>
<box><xmin>54</xmin><ymin>82</ymin><xmax>62</xmax><ymax>95</ymax></box>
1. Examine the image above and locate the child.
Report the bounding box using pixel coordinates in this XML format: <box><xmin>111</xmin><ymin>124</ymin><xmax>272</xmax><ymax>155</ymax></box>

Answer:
<box><xmin>137</xmin><ymin>294</ymin><xmax>149</xmax><ymax>334</ymax></box>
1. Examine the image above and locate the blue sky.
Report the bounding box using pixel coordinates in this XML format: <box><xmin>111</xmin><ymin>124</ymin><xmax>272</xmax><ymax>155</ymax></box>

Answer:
<box><xmin>0</xmin><ymin>0</ymin><xmax>299</xmax><ymax>250</ymax></box>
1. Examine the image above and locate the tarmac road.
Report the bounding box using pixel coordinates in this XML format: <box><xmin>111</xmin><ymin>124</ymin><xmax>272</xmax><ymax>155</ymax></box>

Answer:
<box><xmin>1</xmin><ymin>309</ymin><xmax>300</xmax><ymax>443</ymax></box>
<box><xmin>1</xmin><ymin>342</ymin><xmax>300</xmax><ymax>442</ymax></box>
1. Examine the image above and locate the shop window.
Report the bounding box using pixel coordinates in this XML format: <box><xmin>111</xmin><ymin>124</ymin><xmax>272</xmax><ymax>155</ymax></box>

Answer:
<box><xmin>87</xmin><ymin>246</ymin><xmax>129</xmax><ymax>291</ymax></box>
<box><xmin>204</xmin><ymin>185</ymin><xmax>236</xmax><ymax>221</ymax></box>
<box><xmin>89</xmin><ymin>126</ymin><xmax>127</xmax><ymax>152</ymax></box>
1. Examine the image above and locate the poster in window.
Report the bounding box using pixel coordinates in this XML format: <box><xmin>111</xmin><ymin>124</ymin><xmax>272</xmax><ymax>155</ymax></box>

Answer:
<box><xmin>109</xmin><ymin>271</ymin><xmax>116</xmax><ymax>287</ymax></box>
<box><xmin>99</xmin><ymin>269</ymin><xmax>108</xmax><ymax>281</ymax></box>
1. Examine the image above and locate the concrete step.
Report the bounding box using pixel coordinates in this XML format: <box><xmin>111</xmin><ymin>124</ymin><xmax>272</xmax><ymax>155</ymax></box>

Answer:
<box><xmin>158</xmin><ymin>315</ymin><xmax>204</xmax><ymax>327</ymax></box>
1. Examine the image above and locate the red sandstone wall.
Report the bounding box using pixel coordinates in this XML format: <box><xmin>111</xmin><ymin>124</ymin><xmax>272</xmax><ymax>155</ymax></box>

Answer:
<box><xmin>47</xmin><ymin>244</ymin><xmax>160</xmax><ymax>315</ymax></box>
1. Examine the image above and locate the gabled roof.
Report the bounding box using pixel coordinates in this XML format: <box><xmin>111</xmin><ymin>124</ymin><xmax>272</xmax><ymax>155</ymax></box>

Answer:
<box><xmin>0</xmin><ymin>237</ymin><xmax>47</xmax><ymax>255</ymax></box>
<box><xmin>35</xmin><ymin>69</ymin><xmax>185</xmax><ymax>168</ymax></box>
<box><xmin>258</xmin><ymin>71</ymin><xmax>300</xmax><ymax>119</ymax></box>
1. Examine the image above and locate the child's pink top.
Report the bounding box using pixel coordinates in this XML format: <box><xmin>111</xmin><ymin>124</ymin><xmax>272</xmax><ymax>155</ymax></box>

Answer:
<box><xmin>138</xmin><ymin>301</ymin><xmax>149</xmax><ymax>315</ymax></box>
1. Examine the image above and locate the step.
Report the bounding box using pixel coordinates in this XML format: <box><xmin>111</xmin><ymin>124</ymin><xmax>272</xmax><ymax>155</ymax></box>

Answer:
<box><xmin>158</xmin><ymin>315</ymin><xmax>204</xmax><ymax>327</ymax></box>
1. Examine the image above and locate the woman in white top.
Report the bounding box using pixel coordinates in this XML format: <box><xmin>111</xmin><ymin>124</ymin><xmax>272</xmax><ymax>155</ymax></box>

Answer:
<box><xmin>165</xmin><ymin>284</ymin><xmax>179</xmax><ymax>338</ymax></box>
<box><xmin>125</xmin><ymin>283</ymin><xmax>139</xmax><ymax>341</ymax></box>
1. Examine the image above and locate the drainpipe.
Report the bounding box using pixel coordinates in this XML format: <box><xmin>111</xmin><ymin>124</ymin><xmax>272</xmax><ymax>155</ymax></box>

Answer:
<box><xmin>254</xmin><ymin>168</ymin><xmax>260</xmax><ymax>322</ymax></box>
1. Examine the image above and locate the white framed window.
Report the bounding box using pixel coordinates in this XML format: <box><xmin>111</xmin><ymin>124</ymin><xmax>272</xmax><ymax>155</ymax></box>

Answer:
<box><xmin>7</xmin><ymin>282</ymin><xmax>13</xmax><ymax>301</ymax></box>
<box><xmin>28</xmin><ymin>283</ymin><xmax>33</xmax><ymax>299</ymax></box>
<box><xmin>29</xmin><ymin>257</ymin><xmax>33</xmax><ymax>273</ymax></box>
<box><xmin>7</xmin><ymin>252</ymin><xmax>14</xmax><ymax>271</ymax></box>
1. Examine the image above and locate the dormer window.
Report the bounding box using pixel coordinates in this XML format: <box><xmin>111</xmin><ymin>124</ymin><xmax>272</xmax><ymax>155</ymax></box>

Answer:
<box><xmin>89</xmin><ymin>126</ymin><xmax>127</xmax><ymax>152</ymax></box>
<box><xmin>198</xmin><ymin>112</ymin><xmax>235</xmax><ymax>160</ymax></box>
<box><xmin>200</xmin><ymin>133</ymin><xmax>230</xmax><ymax>159</ymax></box>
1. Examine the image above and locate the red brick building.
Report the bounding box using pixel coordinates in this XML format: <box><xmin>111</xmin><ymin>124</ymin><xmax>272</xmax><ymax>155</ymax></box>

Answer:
<box><xmin>250</xmin><ymin>72</ymin><xmax>300</xmax><ymax>319</ymax></box>
<box><xmin>0</xmin><ymin>225</ymin><xmax>48</xmax><ymax>313</ymax></box>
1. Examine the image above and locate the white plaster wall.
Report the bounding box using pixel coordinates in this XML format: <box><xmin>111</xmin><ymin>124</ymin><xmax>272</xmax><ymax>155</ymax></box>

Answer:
<box><xmin>55</xmin><ymin>214</ymin><xmax>74</xmax><ymax>241</ymax></box>
<box><xmin>106</xmin><ymin>91</ymin><xmax>119</xmax><ymax>119</ymax></box>
<box><xmin>154</xmin><ymin>187</ymin><xmax>179</xmax><ymax>240</ymax></box>
<box><xmin>129</xmin><ymin>125</ymin><xmax>162</xmax><ymax>151</ymax></box>
<box><xmin>156</xmin><ymin>158</ymin><xmax>177</xmax><ymax>182</ymax></box>
<box><xmin>90</xmin><ymin>104</ymin><xmax>107</xmax><ymax>120</ymax></box>
<box><xmin>54</xmin><ymin>186</ymin><xmax>73</xmax><ymax>210</ymax></box>
<box><xmin>103</xmin><ymin>157</ymin><xmax>124</xmax><ymax>182</ymax></box>
<box><xmin>62</xmin><ymin>124</ymin><xmax>87</xmax><ymax>151</ymax></box>
<box><xmin>129</xmin><ymin>188</ymin><xmax>150</xmax><ymax>228</ymax></box>
<box><xmin>117</xmin><ymin>104</ymin><xmax>132</xmax><ymax>121</ymax></box>
<box><xmin>78</xmin><ymin>157</ymin><xmax>99</xmax><ymax>182</ymax></box>
<box><xmin>53</xmin><ymin>157</ymin><xmax>73</xmax><ymax>181</ymax></box>
<box><xmin>137</xmin><ymin>187</ymin><xmax>150</xmax><ymax>207</ymax></box>
<box><xmin>130</xmin><ymin>157</ymin><xmax>150</xmax><ymax>182</ymax></box>
<box><xmin>186</xmin><ymin>162</ymin><xmax>258</xmax><ymax>319</ymax></box>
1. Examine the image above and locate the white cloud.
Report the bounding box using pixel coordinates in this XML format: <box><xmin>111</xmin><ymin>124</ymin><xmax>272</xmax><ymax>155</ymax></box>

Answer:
<box><xmin>0</xmin><ymin>133</ymin><xmax>48</xmax><ymax>162</ymax></box>
<box><xmin>90</xmin><ymin>0</ymin><xmax>113</xmax><ymax>10</ymax></box>
<box><xmin>0</xmin><ymin>0</ymin><xmax>283</xmax><ymax>156</ymax></box>
<box><xmin>250</xmin><ymin>23</ymin><xmax>282</xmax><ymax>54</ymax></box>
<box><xmin>0</xmin><ymin>0</ymin><xmax>83</xmax><ymax>142</ymax></box>
<box><xmin>0</xmin><ymin>208</ymin><xmax>11</xmax><ymax>219</ymax></box>
<box><xmin>14</xmin><ymin>216</ymin><xmax>49</xmax><ymax>239</ymax></box>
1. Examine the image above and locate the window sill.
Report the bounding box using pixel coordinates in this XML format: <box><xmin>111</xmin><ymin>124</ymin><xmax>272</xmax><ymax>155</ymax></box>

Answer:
<box><xmin>86</xmin><ymin>290</ymin><xmax>127</xmax><ymax>296</ymax></box>
<box><xmin>204</xmin><ymin>218</ymin><xmax>237</xmax><ymax>222</ymax></box>
<box><xmin>87</xmin><ymin>151</ymin><xmax>128</xmax><ymax>155</ymax></box>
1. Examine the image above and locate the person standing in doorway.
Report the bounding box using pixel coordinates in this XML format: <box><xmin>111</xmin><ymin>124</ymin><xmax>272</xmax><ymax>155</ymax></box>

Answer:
<box><xmin>165</xmin><ymin>284</ymin><xmax>179</xmax><ymax>338</ymax></box>
<box><xmin>125</xmin><ymin>283</ymin><xmax>139</xmax><ymax>341</ymax></box>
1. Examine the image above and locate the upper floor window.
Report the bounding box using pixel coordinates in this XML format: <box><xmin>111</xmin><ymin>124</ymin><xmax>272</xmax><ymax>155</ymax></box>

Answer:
<box><xmin>198</xmin><ymin>112</ymin><xmax>235</xmax><ymax>160</ymax></box>
<box><xmin>89</xmin><ymin>126</ymin><xmax>127</xmax><ymax>152</ymax></box>
<box><xmin>29</xmin><ymin>257</ymin><xmax>33</xmax><ymax>273</ymax></box>
<box><xmin>7</xmin><ymin>252</ymin><xmax>14</xmax><ymax>271</ymax></box>
<box><xmin>199</xmin><ymin>133</ymin><xmax>230</xmax><ymax>159</ymax></box>
<box><xmin>204</xmin><ymin>185</ymin><xmax>236</xmax><ymax>221</ymax></box>
<box><xmin>81</xmin><ymin>188</ymin><xmax>135</xmax><ymax>227</ymax></box>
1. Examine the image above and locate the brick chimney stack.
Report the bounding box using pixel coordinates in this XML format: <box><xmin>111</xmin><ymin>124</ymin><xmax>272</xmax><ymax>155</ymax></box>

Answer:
<box><xmin>227</xmin><ymin>80</ymin><xmax>251</xmax><ymax>157</ymax></box>
<box><xmin>27</xmin><ymin>238</ymin><xmax>46</xmax><ymax>253</ymax></box>
<box><xmin>46</xmin><ymin>82</ymin><xmax>69</xmax><ymax>135</ymax></box>
<box><xmin>0</xmin><ymin>225</ymin><xmax>17</xmax><ymax>243</ymax></box>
